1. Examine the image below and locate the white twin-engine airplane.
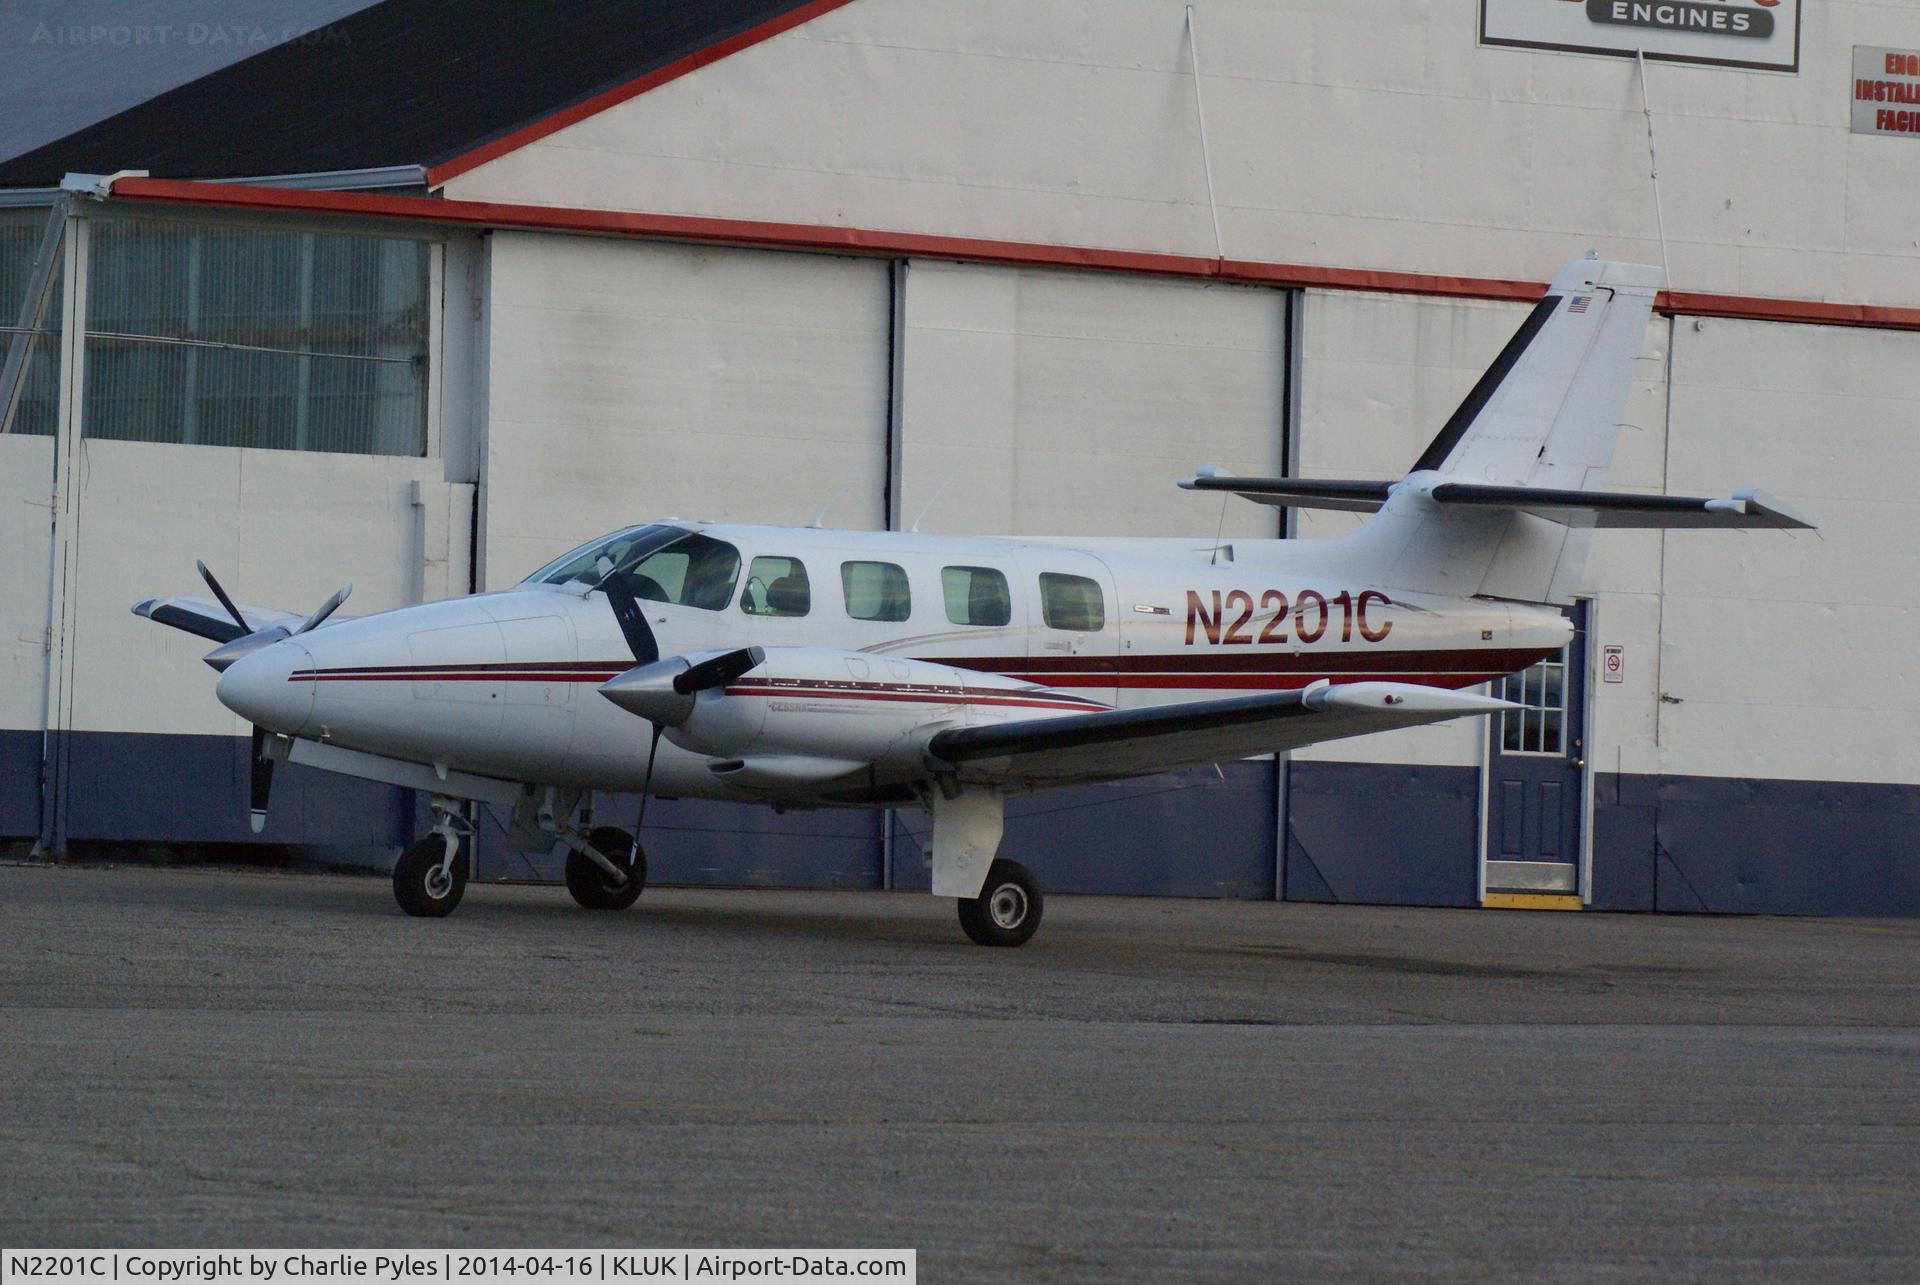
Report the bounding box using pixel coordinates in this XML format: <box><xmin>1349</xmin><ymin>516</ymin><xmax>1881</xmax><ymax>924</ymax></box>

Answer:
<box><xmin>136</xmin><ymin>257</ymin><xmax>1809</xmax><ymax>945</ymax></box>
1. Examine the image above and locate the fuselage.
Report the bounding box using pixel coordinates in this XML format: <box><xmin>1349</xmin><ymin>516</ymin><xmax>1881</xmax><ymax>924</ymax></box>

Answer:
<box><xmin>216</xmin><ymin>522</ymin><xmax>1572</xmax><ymax>803</ymax></box>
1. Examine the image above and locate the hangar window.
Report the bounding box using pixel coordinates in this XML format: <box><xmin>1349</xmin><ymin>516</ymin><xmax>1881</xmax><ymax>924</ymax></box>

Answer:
<box><xmin>841</xmin><ymin>561</ymin><xmax>911</xmax><ymax>622</ymax></box>
<box><xmin>80</xmin><ymin>217</ymin><xmax>430</xmax><ymax>455</ymax></box>
<box><xmin>741</xmin><ymin>556</ymin><xmax>811</xmax><ymax>617</ymax></box>
<box><xmin>942</xmin><ymin>566</ymin><xmax>1011</xmax><ymax>627</ymax></box>
<box><xmin>0</xmin><ymin>207</ymin><xmax>61</xmax><ymax>438</ymax></box>
<box><xmin>1039</xmin><ymin>573</ymin><xmax>1105</xmax><ymax>632</ymax></box>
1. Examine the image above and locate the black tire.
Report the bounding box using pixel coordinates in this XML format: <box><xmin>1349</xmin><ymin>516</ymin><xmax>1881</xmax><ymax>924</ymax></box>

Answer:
<box><xmin>393</xmin><ymin>835</ymin><xmax>466</xmax><ymax>917</ymax></box>
<box><xmin>565</xmin><ymin>826</ymin><xmax>646</xmax><ymax>911</ymax></box>
<box><xmin>957</xmin><ymin>859</ymin><xmax>1044</xmax><ymax>947</ymax></box>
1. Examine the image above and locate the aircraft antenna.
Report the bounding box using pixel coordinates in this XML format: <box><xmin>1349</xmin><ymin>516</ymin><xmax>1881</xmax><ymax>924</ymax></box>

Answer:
<box><xmin>807</xmin><ymin>446</ymin><xmax>888</xmax><ymax>528</ymax></box>
<box><xmin>906</xmin><ymin>478</ymin><xmax>954</xmax><ymax>533</ymax></box>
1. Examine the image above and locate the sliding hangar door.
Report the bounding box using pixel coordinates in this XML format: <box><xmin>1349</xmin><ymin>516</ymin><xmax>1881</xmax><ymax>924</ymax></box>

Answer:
<box><xmin>476</xmin><ymin>232</ymin><xmax>1289</xmax><ymax>894</ymax></box>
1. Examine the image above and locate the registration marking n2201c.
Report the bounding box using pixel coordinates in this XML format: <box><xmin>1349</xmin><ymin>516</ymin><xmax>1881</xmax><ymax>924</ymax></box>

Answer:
<box><xmin>1185</xmin><ymin>589</ymin><xmax>1392</xmax><ymax>646</ymax></box>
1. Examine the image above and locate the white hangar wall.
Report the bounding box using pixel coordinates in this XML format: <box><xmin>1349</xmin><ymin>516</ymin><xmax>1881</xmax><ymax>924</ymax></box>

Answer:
<box><xmin>480</xmin><ymin>232</ymin><xmax>893</xmax><ymax>588</ymax></box>
<box><xmin>443</xmin><ymin>0</ymin><xmax>1920</xmax><ymax>310</ymax></box>
<box><xmin>0</xmin><ymin>437</ymin><xmax>54</xmax><ymax>735</ymax></box>
<box><xmin>894</xmin><ymin>259</ymin><xmax>1285</xmax><ymax>539</ymax></box>
<box><xmin>1654</xmin><ymin>316</ymin><xmax>1920</xmax><ymax>785</ymax></box>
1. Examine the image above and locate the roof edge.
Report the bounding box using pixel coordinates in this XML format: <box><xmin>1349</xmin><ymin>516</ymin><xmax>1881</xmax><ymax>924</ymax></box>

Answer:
<box><xmin>100</xmin><ymin>177</ymin><xmax>1920</xmax><ymax>333</ymax></box>
<box><xmin>423</xmin><ymin>0</ymin><xmax>861</xmax><ymax>190</ymax></box>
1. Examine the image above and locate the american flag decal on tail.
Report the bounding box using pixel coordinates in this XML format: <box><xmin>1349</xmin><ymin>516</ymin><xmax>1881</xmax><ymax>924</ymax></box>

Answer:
<box><xmin>1568</xmin><ymin>295</ymin><xmax>1591</xmax><ymax>313</ymax></box>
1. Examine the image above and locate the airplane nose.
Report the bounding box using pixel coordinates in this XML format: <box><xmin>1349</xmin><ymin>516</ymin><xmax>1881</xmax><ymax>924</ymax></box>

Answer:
<box><xmin>215</xmin><ymin>638</ymin><xmax>316</xmax><ymax>734</ymax></box>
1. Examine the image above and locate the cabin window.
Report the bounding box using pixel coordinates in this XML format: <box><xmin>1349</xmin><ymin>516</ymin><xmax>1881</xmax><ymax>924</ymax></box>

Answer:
<box><xmin>741</xmin><ymin>556</ymin><xmax>811</xmax><ymax>617</ymax></box>
<box><xmin>1039</xmin><ymin>572</ymin><xmax>1105</xmax><ymax>632</ymax></box>
<box><xmin>941</xmin><ymin>566</ymin><xmax>1011</xmax><ymax>627</ymax></box>
<box><xmin>623</xmin><ymin>533</ymin><xmax>741</xmax><ymax>611</ymax></box>
<box><xmin>841</xmin><ymin>561</ymin><xmax>911</xmax><ymax>622</ymax></box>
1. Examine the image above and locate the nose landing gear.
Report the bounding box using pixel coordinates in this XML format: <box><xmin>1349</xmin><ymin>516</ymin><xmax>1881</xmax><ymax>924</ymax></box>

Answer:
<box><xmin>393</xmin><ymin>797</ymin><xmax>472</xmax><ymax>917</ymax></box>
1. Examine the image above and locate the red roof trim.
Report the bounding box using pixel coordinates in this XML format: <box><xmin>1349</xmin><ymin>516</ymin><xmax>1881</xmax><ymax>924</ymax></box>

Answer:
<box><xmin>423</xmin><ymin>0</ymin><xmax>861</xmax><ymax>189</ymax></box>
<box><xmin>105</xmin><ymin>177</ymin><xmax>1920</xmax><ymax>332</ymax></box>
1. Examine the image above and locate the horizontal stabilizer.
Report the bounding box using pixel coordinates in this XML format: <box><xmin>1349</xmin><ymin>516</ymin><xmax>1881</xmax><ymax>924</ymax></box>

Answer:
<box><xmin>1179</xmin><ymin>473</ymin><xmax>1813</xmax><ymax>530</ymax></box>
<box><xmin>926</xmin><ymin>680</ymin><xmax>1514</xmax><ymax>787</ymax></box>
<box><xmin>1425</xmin><ymin>482</ymin><xmax>1814</xmax><ymax>530</ymax></box>
<box><xmin>1179</xmin><ymin>472</ymin><xmax>1391</xmax><ymax>512</ymax></box>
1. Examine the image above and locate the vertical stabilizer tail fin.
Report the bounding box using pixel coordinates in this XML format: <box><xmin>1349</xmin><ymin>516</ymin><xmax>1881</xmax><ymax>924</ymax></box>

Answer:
<box><xmin>1332</xmin><ymin>257</ymin><xmax>1664</xmax><ymax>603</ymax></box>
<box><xmin>1412</xmin><ymin>256</ymin><xmax>1663</xmax><ymax>488</ymax></box>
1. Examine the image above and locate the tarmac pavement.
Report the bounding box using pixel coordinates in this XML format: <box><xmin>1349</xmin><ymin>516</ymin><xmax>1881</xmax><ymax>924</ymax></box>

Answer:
<box><xmin>1</xmin><ymin>863</ymin><xmax>1916</xmax><ymax>1281</ymax></box>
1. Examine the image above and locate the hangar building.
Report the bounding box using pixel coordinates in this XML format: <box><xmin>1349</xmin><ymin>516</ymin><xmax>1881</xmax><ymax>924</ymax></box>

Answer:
<box><xmin>2</xmin><ymin>0</ymin><xmax>1913</xmax><ymax>914</ymax></box>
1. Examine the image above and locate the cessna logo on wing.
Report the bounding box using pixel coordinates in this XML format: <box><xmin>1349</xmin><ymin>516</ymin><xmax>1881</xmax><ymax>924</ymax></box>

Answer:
<box><xmin>1568</xmin><ymin>0</ymin><xmax>1777</xmax><ymax>39</ymax></box>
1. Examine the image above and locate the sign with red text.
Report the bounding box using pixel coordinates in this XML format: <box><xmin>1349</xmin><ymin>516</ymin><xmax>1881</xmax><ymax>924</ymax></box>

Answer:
<box><xmin>1482</xmin><ymin>0</ymin><xmax>1801</xmax><ymax>73</ymax></box>
<box><xmin>1602</xmin><ymin>644</ymin><xmax>1625</xmax><ymax>684</ymax></box>
<box><xmin>1854</xmin><ymin>48</ymin><xmax>1920</xmax><ymax>138</ymax></box>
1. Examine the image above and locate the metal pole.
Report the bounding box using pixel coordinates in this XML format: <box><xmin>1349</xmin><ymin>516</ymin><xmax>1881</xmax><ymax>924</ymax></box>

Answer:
<box><xmin>1186</xmin><ymin>5</ymin><xmax>1225</xmax><ymax>261</ymax></box>
<box><xmin>35</xmin><ymin>206</ymin><xmax>89</xmax><ymax>855</ymax></box>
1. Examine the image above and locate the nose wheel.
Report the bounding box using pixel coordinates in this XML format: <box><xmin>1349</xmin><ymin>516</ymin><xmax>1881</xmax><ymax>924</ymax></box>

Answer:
<box><xmin>393</xmin><ymin>797</ymin><xmax>474</xmax><ymax>917</ymax></box>
<box><xmin>393</xmin><ymin>831</ymin><xmax>467</xmax><ymax>917</ymax></box>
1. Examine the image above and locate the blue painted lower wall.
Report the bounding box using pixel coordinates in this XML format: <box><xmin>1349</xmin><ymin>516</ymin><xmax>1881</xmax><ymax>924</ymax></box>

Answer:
<box><xmin>1591</xmin><ymin>773</ymin><xmax>1920</xmax><ymax>916</ymax></box>
<box><xmin>4</xmin><ymin>729</ymin><xmax>1916</xmax><ymax>915</ymax></box>
<box><xmin>1284</xmin><ymin>761</ymin><xmax>1481</xmax><ymax>908</ymax></box>
<box><xmin>0</xmin><ymin>728</ymin><xmax>37</xmax><ymax>839</ymax></box>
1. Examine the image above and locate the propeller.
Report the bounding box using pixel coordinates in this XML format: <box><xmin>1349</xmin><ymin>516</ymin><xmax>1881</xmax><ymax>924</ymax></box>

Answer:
<box><xmin>194</xmin><ymin>561</ymin><xmax>351</xmax><ymax>835</ymax></box>
<box><xmin>594</xmin><ymin>561</ymin><xmax>762</xmax><ymax>849</ymax></box>
<box><xmin>598</xmin><ymin>559</ymin><xmax>659</xmax><ymax>665</ymax></box>
<box><xmin>198</xmin><ymin>561</ymin><xmax>353</xmax><ymax>673</ymax></box>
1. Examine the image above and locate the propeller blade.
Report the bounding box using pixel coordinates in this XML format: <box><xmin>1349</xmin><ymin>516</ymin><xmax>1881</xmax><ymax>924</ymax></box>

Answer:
<box><xmin>248</xmin><ymin>725</ymin><xmax>274</xmax><ymax>835</ymax></box>
<box><xmin>294</xmin><ymin>582</ymin><xmax>352</xmax><ymax>635</ymax></box>
<box><xmin>602</xmin><ymin>575</ymin><xmax>660</xmax><ymax>665</ymax></box>
<box><xmin>674</xmin><ymin>646</ymin><xmax>766</xmax><ymax>695</ymax></box>
<box><xmin>196</xmin><ymin>560</ymin><xmax>250</xmax><ymax>636</ymax></box>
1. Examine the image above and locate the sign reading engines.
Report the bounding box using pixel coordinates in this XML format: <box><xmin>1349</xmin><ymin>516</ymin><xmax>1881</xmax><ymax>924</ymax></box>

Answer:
<box><xmin>1481</xmin><ymin>0</ymin><xmax>1801</xmax><ymax>73</ymax></box>
<box><xmin>1854</xmin><ymin>48</ymin><xmax>1920</xmax><ymax>139</ymax></box>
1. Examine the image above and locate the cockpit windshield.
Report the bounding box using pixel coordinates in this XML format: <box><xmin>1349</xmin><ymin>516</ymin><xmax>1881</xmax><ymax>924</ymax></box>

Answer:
<box><xmin>523</xmin><ymin>524</ymin><xmax>687</xmax><ymax>587</ymax></box>
<box><xmin>521</xmin><ymin>523</ymin><xmax>742</xmax><ymax>613</ymax></box>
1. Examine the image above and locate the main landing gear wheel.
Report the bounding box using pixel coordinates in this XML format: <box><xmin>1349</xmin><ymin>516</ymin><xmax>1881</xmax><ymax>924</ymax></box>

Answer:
<box><xmin>957</xmin><ymin>859</ymin><xmax>1043</xmax><ymax>948</ymax></box>
<box><xmin>565</xmin><ymin>826</ymin><xmax>646</xmax><ymax>911</ymax></box>
<box><xmin>393</xmin><ymin>834</ymin><xmax>466</xmax><ymax>917</ymax></box>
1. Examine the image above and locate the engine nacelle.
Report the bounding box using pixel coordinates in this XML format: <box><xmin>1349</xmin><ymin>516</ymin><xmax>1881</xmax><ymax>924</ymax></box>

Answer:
<box><xmin>607</xmin><ymin>646</ymin><xmax>1105</xmax><ymax>788</ymax></box>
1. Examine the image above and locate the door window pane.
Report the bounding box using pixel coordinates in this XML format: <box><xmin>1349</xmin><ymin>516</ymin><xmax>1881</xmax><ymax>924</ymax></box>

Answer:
<box><xmin>941</xmin><ymin>566</ymin><xmax>1011</xmax><ymax>627</ymax></box>
<box><xmin>1500</xmin><ymin>646</ymin><xmax>1571</xmax><ymax>757</ymax></box>
<box><xmin>842</xmin><ymin>561</ymin><xmax>911</xmax><ymax>622</ymax></box>
<box><xmin>1039</xmin><ymin>572</ymin><xmax>1105</xmax><ymax>632</ymax></box>
<box><xmin>741</xmin><ymin>556</ymin><xmax>811</xmax><ymax>617</ymax></box>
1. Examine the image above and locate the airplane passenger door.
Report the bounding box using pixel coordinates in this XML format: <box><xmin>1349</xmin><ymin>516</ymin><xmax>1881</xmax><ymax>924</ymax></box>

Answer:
<box><xmin>1019</xmin><ymin>550</ymin><xmax>1120</xmax><ymax>708</ymax></box>
<box><xmin>1484</xmin><ymin>602</ymin><xmax>1589</xmax><ymax>903</ymax></box>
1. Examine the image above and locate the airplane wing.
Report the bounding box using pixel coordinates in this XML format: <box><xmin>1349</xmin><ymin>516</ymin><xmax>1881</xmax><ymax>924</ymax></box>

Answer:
<box><xmin>132</xmin><ymin>595</ymin><xmax>306</xmax><ymax>644</ymax></box>
<box><xmin>926</xmin><ymin>681</ymin><xmax>1513</xmax><ymax>788</ymax></box>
